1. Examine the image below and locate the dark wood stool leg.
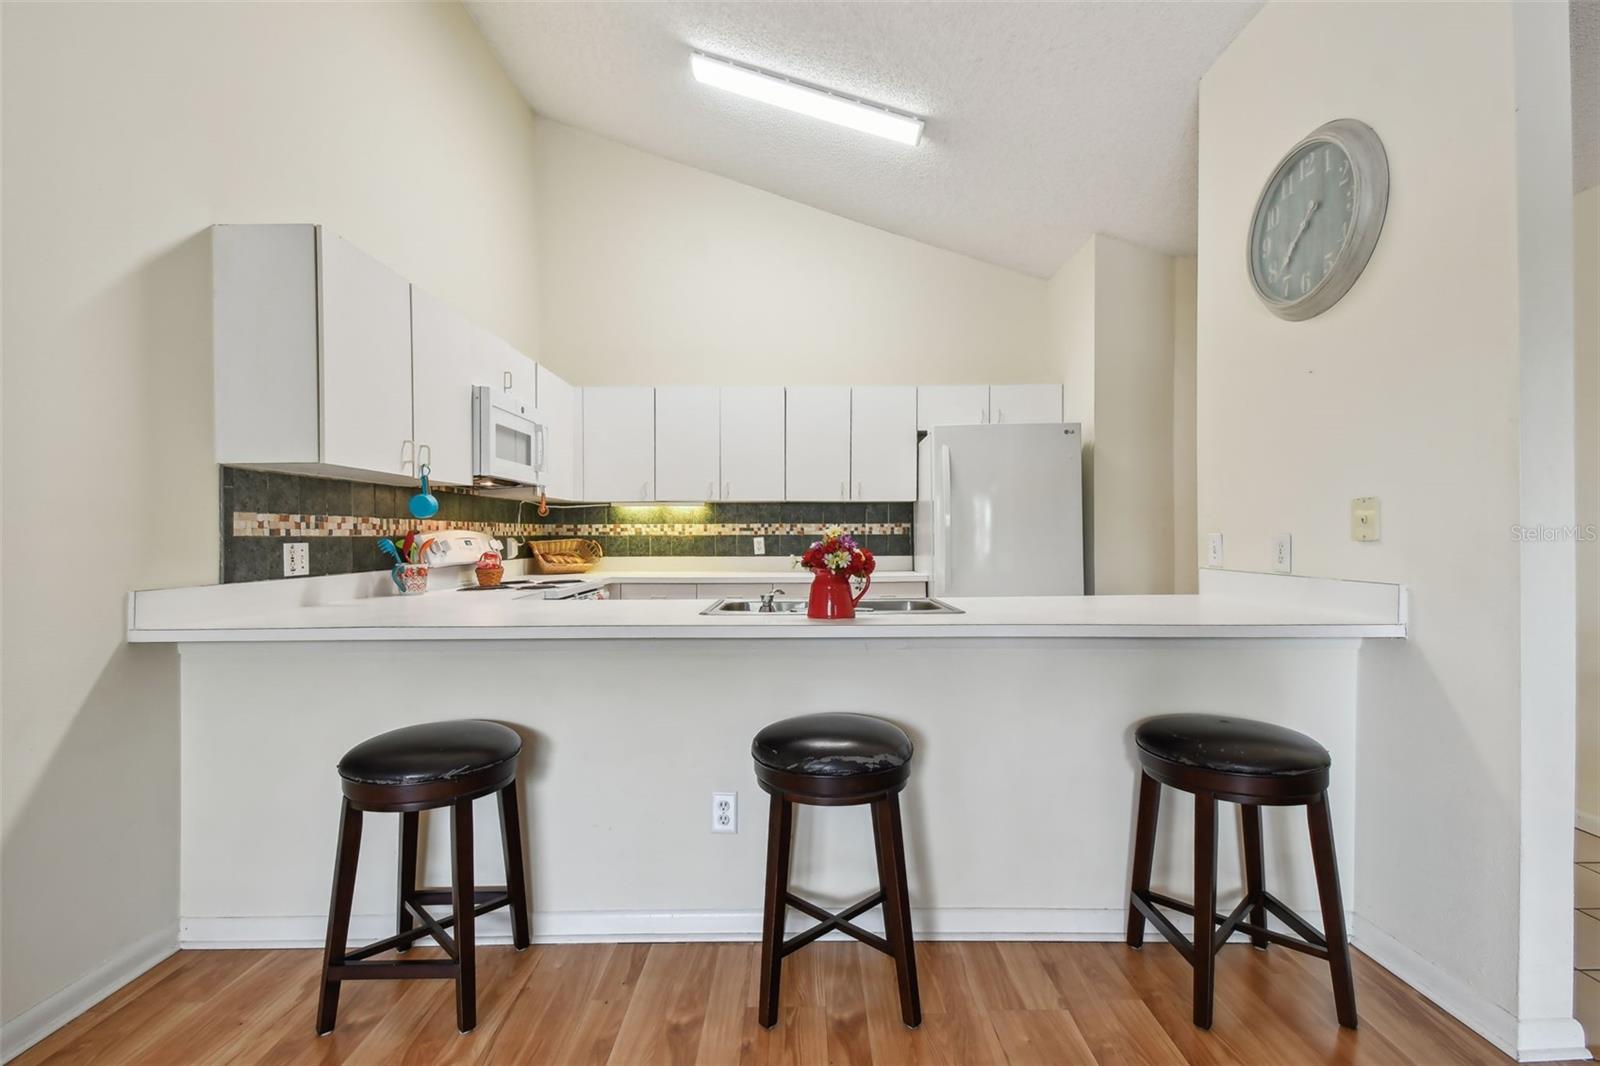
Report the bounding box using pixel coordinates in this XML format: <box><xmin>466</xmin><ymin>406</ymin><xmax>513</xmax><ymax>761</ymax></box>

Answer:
<box><xmin>1126</xmin><ymin>771</ymin><xmax>1161</xmax><ymax>948</ymax></box>
<box><xmin>396</xmin><ymin>811</ymin><xmax>419</xmax><ymax>953</ymax></box>
<box><xmin>451</xmin><ymin>796</ymin><xmax>477</xmax><ymax>1033</ymax></box>
<box><xmin>871</xmin><ymin>795</ymin><xmax>922</xmax><ymax>1028</ymax></box>
<box><xmin>497</xmin><ymin>783</ymin><xmax>532</xmax><ymax>950</ymax></box>
<box><xmin>1241</xmin><ymin>803</ymin><xmax>1268</xmax><ymax>949</ymax></box>
<box><xmin>757</xmin><ymin>793</ymin><xmax>795</xmax><ymax>1029</ymax></box>
<box><xmin>1192</xmin><ymin>790</ymin><xmax>1218</xmax><ymax>1029</ymax></box>
<box><xmin>316</xmin><ymin>799</ymin><xmax>363</xmax><ymax>1035</ymax></box>
<box><xmin>1307</xmin><ymin>792</ymin><xmax>1358</xmax><ymax>1029</ymax></box>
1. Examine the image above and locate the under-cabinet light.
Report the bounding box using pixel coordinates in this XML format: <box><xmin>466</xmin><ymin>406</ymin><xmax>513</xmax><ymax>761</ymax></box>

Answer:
<box><xmin>690</xmin><ymin>52</ymin><xmax>924</xmax><ymax>147</ymax></box>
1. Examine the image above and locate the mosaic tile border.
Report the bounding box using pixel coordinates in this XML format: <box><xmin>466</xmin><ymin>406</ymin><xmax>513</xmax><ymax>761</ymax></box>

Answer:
<box><xmin>231</xmin><ymin>513</ymin><xmax>911</xmax><ymax>539</ymax></box>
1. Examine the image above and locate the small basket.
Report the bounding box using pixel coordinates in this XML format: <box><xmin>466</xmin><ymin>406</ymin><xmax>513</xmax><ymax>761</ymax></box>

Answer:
<box><xmin>476</xmin><ymin>566</ymin><xmax>505</xmax><ymax>588</ymax></box>
<box><xmin>526</xmin><ymin>538</ymin><xmax>604</xmax><ymax>574</ymax></box>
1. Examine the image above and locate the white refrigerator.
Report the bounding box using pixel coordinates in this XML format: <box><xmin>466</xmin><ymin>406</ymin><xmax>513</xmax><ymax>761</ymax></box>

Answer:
<box><xmin>914</xmin><ymin>423</ymin><xmax>1084</xmax><ymax>597</ymax></box>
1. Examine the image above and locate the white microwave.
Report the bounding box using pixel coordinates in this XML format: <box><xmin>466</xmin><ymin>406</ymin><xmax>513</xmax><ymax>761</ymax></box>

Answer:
<box><xmin>472</xmin><ymin>386</ymin><xmax>546</xmax><ymax>486</ymax></box>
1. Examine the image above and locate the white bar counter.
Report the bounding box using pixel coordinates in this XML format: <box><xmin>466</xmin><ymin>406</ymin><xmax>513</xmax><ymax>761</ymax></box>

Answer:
<box><xmin>128</xmin><ymin>570</ymin><xmax>1405</xmax><ymax>643</ymax></box>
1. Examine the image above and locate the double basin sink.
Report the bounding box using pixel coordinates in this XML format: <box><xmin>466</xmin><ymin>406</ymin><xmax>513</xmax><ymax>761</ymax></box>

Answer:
<box><xmin>701</xmin><ymin>597</ymin><xmax>963</xmax><ymax>615</ymax></box>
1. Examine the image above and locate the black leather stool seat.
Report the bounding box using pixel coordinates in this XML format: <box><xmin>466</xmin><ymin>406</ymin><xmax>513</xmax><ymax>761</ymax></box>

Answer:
<box><xmin>338</xmin><ymin>720</ymin><xmax>521</xmax><ymax>786</ymax></box>
<box><xmin>752</xmin><ymin>713</ymin><xmax>913</xmax><ymax>777</ymax></box>
<box><xmin>1135</xmin><ymin>714</ymin><xmax>1329</xmax><ymax>777</ymax></box>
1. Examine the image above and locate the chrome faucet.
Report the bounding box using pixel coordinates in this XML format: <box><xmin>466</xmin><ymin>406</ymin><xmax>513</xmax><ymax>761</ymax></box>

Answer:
<box><xmin>759</xmin><ymin>589</ymin><xmax>786</xmax><ymax>612</ymax></box>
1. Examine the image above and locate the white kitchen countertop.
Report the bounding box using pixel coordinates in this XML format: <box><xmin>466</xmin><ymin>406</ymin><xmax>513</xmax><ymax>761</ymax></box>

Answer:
<box><xmin>126</xmin><ymin>569</ymin><xmax>1406</xmax><ymax>643</ymax></box>
<box><xmin>578</xmin><ymin>569</ymin><xmax>929</xmax><ymax>585</ymax></box>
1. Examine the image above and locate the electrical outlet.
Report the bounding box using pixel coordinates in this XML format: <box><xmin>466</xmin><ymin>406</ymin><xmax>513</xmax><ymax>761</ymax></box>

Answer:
<box><xmin>1351</xmin><ymin>497</ymin><xmax>1381</xmax><ymax>542</ymax></box>
<box><xmin>1204</xmin><ymin>533</ymin><xmax>1224</xmax><ymax>569</ymax></box>
<box><xmin>711</xmin><ymin>792</ymin><xmax>737</xmax><ymax>833</ymax></box>
<box><xmin>1271</xmin><ymin>533</ymin><xmax>1293</xmax><ymax>574</ymax></box>
<box><xmin>752</xmin><ymin>536</ymin><xmax>765</xmax><ymax>556</ymax></box>
<box><xmin>283</xmin><ymin>542</ymin><xmax>310</xmax><ymax>577</ymax></box>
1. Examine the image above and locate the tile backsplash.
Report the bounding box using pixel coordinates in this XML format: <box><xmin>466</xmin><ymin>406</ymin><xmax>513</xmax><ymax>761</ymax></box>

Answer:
<box><xmin>221</xmin><ymin>467</ymin><xmax>913</xmax><ymax>583</ymax></box>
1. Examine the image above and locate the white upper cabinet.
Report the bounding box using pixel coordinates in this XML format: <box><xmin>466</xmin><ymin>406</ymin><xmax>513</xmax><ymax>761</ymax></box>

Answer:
<box><xmin>917</xmin><ymin>385</ymin><xmax>991</xmax><ymax>429</ymax></box>
<box><xmin>409</xmin><ymin>286</ymin><xmax>476</xmax><ymax>486</ymax></box>
<box><xmin>719</xmin><ymin>387</ymin><xmax>786</xmax><ymax>501</ymax></box>
<box><xmin>318</xmin><ymin>232</ymin><xmax>415</xmax><ymax>478</ymax></box>
<box><xmin>214</xmin><ymin>225</ymin><xmax>417</xmax><ymax>482</ymax></box>
<box><xmin>850</xmin><ymin>386</ymin><xmax>917</xmax><ymax>501</ymax></box>
<box><xmin>654</xmin><ymin>387</ymin><xmax>721</xmax><ymax>501</ymax></box>
<box><xmin>989</xmin><ymin>384</ymin><xmax>1063</xmax><ymax>424</ymax></box>
<box><xmin>785</xmin><ymin>387</ymin><xmax>852</xmax><ymax>501</ymax></box>
<box><xmin>535</xmin><ymin>365</ymin><xmax>580</xmax><ymax>500</ymax></box>
<box><xmin>583</xmin><ymin>387</ymin><xmax>655</xmax><ymax>501</ymax></box>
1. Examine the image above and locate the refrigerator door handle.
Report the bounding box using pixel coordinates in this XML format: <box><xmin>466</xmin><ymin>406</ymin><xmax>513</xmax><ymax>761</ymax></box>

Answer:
<box><xmin>938</xmin><ymin>443</ymin><xmax>953</xmax><ymax>594</ymax></box>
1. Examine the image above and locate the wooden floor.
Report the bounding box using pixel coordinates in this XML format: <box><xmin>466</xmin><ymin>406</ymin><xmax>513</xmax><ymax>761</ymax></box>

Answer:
<box><xmin>15</xmin><ymin>940</ymin><xmax>1536</xmax><ymax>1065</ymax></box>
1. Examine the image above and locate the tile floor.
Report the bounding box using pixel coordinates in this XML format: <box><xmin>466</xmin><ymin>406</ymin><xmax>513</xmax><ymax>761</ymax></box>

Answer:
<box><xmin>1576</xmin><ymin>827</ymin><xmax>1600</xmax><ymax>1051</ymax></box>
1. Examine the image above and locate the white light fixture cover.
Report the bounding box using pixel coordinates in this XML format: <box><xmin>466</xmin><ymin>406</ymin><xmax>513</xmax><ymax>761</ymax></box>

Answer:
<box><xmin>690</xmin><ymin>52</ymin><xmax>924</xmax><ymax>147</ymax></box>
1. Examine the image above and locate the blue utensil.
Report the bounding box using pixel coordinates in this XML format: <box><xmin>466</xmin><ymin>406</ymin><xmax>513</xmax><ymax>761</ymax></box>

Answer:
<box><xmin>409</xmin><ymin>465</ymin><xmax>439</xmax><ymax>520</ymax></box>
<box><xmin>378</xmin><ymin>538</ymin><xmax>402</xmax><ymax>564</ymax></box>
<box><xmin>390</xmin><ymin>563</ymin><xmax>407</xmax><ymax>594</ymax></box>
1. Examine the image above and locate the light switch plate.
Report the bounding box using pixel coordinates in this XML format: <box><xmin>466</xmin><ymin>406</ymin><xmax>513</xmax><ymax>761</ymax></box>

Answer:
<box><xmin>1351</xmin><ymin>497</ymin><xmax>1381</xmax><ymax>542</ymax></box>
<box><xmin>1271</xmin><ymin>533</ymin><xmax>1293</xmax><ymax>574</ymax></box>
<box><xmin>1204</xmin><ymin>533</ymin><xmax>1223</xmax><ymax>568</ymax></box>
<box><xmin>752</xmin><ymin>536</ymin><xmax>765</xmax><ymax>556</ymax></box>
<box><xmin>283</xmin><ymin>542</ymin><xmax>310</xmax><ymax>577</ymax></box>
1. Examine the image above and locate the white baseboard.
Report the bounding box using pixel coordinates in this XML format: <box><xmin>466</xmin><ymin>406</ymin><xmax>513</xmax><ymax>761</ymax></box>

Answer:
<box><xmin>1577</xmin><ymin>810</ymin><xmax>1600</xmax><ymax>837</ymax></box>
<box><xmin>1352</xmin><ymin>915</ymin><xmax>1592</xmax><ymax>1062</ymax></box>
<box><xmin>0</xmin><ymin>923</ymin><xmax>178</xmax><ymax>1064</ymax></box>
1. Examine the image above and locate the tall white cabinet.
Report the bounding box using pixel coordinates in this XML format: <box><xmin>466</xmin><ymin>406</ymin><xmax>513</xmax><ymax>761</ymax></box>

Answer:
<box><xmin>535</xmin><ymin>365</ymin><xmax>581</xmax><ymax>500</ymax></box>
<box><xmin>719</xmin><ymin>387</ymin><xmax>786</xmax><ymax>501</ymax></box>
<box><xmin>583</xmin><ymin>387</ymin><xmax>655</xmax><ymax>501</ymax></box>
<box><xmin>409</xmin><ymin>286</ymin><xmax>477</xmax><ymax>486</ymax></box>
<box><xmin>654</xmin><ymin>387</ymin><xmax>721</xmax><ymax>501</ymax></box>
<box><xmin>785</xmin><ymin>387</ymin><xmax>852</xmax><ymax>501</ymax></box>
<box><xmin>850</xmin><ymin>386</ymin><xmax>917</xmax><ymax>501</ymax></box>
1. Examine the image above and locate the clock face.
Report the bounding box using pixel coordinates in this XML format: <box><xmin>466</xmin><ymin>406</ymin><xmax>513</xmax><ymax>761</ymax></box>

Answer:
<box><xmin>1249</xmin><ymin>139</ymin><xmax>1356</xmax><ymax>303</ymax></box>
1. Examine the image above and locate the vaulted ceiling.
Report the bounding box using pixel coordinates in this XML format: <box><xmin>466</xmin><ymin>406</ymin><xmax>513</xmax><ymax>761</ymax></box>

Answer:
<box><xmin>466</xmin><ymin>1</ymin><xmax>1261</xmax><ymax>278</ymax></box>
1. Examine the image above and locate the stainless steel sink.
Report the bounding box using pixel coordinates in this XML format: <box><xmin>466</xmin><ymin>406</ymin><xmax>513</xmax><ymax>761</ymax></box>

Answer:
<box><xmin>701</xmin><ymin>597</ymin><xmax>962</xmax><ymax>615</ymax></box>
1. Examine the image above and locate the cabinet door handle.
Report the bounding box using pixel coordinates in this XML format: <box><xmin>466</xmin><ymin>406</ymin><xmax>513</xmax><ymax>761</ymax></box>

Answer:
<box><xmin>708</xmin><ymin>480</ymin><xmax>715</xmax><ymax>500</ymax></box>
<box><xmin>839</xmin><ymin>481</ymin><xmax>846</xmax><ymax>499</ymax></box>
<box><xmin>418</xmin><ymin>443</ymin><xmax>432</xmax><ymax>470</ymax></box>
<box><xmin>724</xmin><ymin>481</ymin><xmax>730</xmax><ymax>499</ymax></box>
<box><xmin>979</xmin><ymin>409</ymin><xmax>986</xmax><ymax>424</ymax></box>
<box><xmin>856</xmin><ymin>480</ymin><xmax>863</xmax><ymax>499</ymax></box>
<box><xmin>401</xmin><ymin>439</ymin><xmax>415</xmax><ymax>473</ymax></box>
<box><xmin>996</xmin><ymin>409</ymin><xmax>1005</xmax><ymax>423</ymax></box>
<box><xmin>643</xmin><ymin>481</ymin><xmax>651</xmax><ymax>500</ymax></box>
<box><xmin>503</xmin><ymin>370</ymin><xmax>512</xmax><ymax>392</ymax></box>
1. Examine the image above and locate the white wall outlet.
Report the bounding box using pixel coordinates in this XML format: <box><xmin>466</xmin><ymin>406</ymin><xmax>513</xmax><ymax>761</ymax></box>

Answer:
<box><xmin>752</xmin><ymin>536</ymin><xmax>766</xmax><ymax>556</ymax></box>
<box><xmin>1271</xmin><ymin>533</ymin><xmax>1293</xmax><ymax>574</ymax></box>
<box><xmin>711</xmin><ymin>792</ymin><xmax>737</xmax><ymax>833</ymax></box>
<box><xmin>1204</xmin><ymin>533</ymin><xmax>1224</xmax><ymax>569</ymax></box>
<box><xmin>283</xmin><ymin>542</ymin><xmax>310</xmax><ymax>577</ymax></box>
<box><xmin>1351</xmin><ymin>497</ymin><xmax>1381</xmax><ymax>542</ymax></box>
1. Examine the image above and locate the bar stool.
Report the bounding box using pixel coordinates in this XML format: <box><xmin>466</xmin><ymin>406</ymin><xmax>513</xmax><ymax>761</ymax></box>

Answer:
<box><xmin>316</xmin><ymin>720</ymin><xmax>531</xmax><ymax>1036</ymax></box>
<box><xmin>752</xmin><ymin>712</ymin><xmax>921</xmax><ymax>1029</ymax></box>
<box><xmin>1125</xmin><ymin>714</ymin><xmax>1356</xmax><ymax>1030</ymax></box>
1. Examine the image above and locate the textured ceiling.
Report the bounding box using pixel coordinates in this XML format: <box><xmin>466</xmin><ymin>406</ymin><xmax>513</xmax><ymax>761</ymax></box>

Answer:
<box><xmin>466</xmin><ymin>1</ymin><xmax>1260</xmax><ymax>277</ymax></box>
<box><xmin>1575</xmin><ymin>0</ymin><xmax>1599</xmax><ymax>191</ymax></box>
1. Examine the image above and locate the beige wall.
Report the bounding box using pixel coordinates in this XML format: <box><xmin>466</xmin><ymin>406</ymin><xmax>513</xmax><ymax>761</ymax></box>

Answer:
<box><xmin>1171</xmin><ymin>256</ymin><xmax>1198</xmax><ymax>594</ymax></box>
<box><xmin>531</xmin><ymin>118</ymin><xmax>1053</xmax><ymax>386</ymax></box>
<box><xmin>1578</xmin><ymin>183</ymin><xmax>1600</xmax><ymax>831</ymax></box>
<box><xmin>0</xmin><ymin>0</ymin><xmax>544</xmax><ymax>1033</ymax></box>
<box><xmin>1199</xmin><ymin>0</ymin><xmax>1576</xmax><ymax>1048</ymax></box>
<box><xmin>1049</xmin><ymin>235</ymin><xmax>1189</xmax><ymax>595</ymax></box>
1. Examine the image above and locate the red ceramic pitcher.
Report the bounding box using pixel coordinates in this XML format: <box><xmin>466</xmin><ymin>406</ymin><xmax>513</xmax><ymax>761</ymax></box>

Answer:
<box><xmin>807</xmin><ymin>569</ymin><xmax>870</xmax><ymax>619</ymax></box>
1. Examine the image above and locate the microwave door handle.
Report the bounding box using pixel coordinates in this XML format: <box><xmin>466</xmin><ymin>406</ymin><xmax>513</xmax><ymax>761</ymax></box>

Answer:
<box><xmin>939</xmin><ymin>444</ymin><xmax>953</xmax><ymax>595</ymax></box>
<box><xmin>537</xmin><ymin>423</ymin><xmax>547</xmax><ymax>473</ymax></box>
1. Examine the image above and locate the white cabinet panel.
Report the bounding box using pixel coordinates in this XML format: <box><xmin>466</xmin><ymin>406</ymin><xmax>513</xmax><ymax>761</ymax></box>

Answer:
<box><xmin>851</xmin><ymin>386</ymin><xmax>917</xmax><ymax>501</ymax></box>
<box><xmin>917</xmin><ymin>385</ymin><xmax>990</xmax><ymax>429</ymax></box>
<box><xmin>861</xmin><ymin>581</ymin><xmax>929</xmax><ymax>599</ymax></box>
<box><xmin>535</xmin><ymin>365</ymin><xmax>580</xmax><ymax>500</ymax></box>
<box><xmin>655</xmin><ymin>387</ymin><xmax>722</xmax><ymax>501</ymax></box>
<box><xmin>784</xmin><ymin>387</ymin><xmax>852</xmax><ymax>501</ymax></box>
<box><xmin>583</xmin><ymin>387</ymin><xmax>655</xmax><ymax>501</ymax></box>
<box><xmin>409</xmin><ymin>287</ymin><xmax>476</xmax><ymax>486</ymax></box>
<box><xmin>989</xmin><ymin>384</ymin><xmax>1063</xmax><ymax>424</ymax></box>
<box><xmin>719</xmin><ymin>387</ymin><xmax>786</xmax><ymax>501</ymax></box>
<box><xmin>318</xmin><ymin>231</ymin><xmax>414</xmax><ymax>477</ymax></box>
<box><xmin>476</xmin><ymin>332</ymin><xmax>537</xmax><ymax>407</ymax></box>
<box><xmin>610</xmin><ymin>583</ymin><xmax>697</xmax><ymax>600</ymax></box>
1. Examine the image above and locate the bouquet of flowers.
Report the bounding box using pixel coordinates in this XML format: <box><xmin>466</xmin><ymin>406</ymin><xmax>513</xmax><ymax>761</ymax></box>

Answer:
<box><xmin>798</xmin><ymin>526</ymin><xmax>876</xmax><ymax>579</ymax></box>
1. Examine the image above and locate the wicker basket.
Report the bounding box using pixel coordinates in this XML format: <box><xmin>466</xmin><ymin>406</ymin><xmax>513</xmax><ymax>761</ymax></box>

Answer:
<box><xmin>526</xmin><ymin>538</ymin><xmax>604</xmax><ymax>574</ymax></box>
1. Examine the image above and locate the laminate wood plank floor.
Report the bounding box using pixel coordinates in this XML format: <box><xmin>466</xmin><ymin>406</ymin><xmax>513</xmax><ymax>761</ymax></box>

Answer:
<box><xmin>12</xmin><ymin>942</ymin><xmax>1547</xmax><ymax>1065</ymax></box>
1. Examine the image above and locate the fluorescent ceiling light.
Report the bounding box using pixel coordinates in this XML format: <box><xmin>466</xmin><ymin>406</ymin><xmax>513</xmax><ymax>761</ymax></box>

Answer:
<box><xmin>690</xmin><ymin>52</ymin><xmax>923</xmax><ymax>147</ymax></box>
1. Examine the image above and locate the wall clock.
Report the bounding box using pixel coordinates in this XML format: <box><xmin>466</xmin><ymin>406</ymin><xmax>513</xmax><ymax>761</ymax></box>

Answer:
<box><xmin>1247</xmin><ymin>118</ymin><xmax>1389</xmax><ymax>321</ymax></box>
